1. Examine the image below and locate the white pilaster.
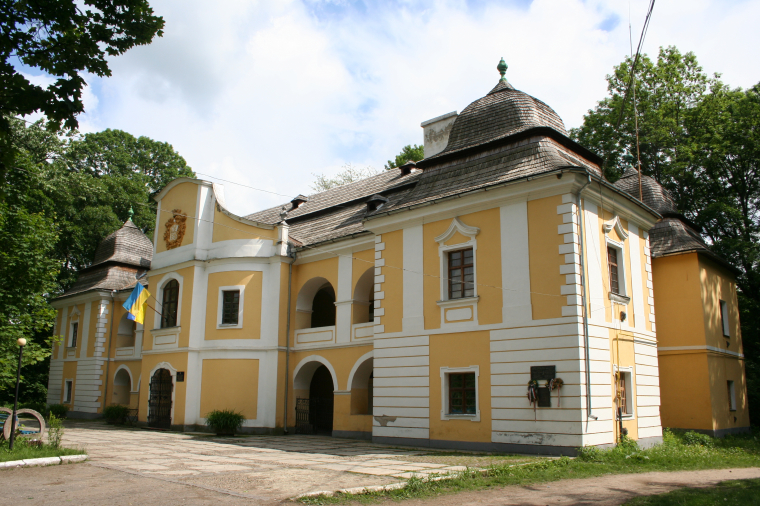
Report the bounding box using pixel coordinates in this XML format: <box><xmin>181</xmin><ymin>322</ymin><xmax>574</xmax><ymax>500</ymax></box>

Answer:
<box><xmin>335</xmin><ymin>250</ymin><xmax>353</xmax><ymax>344</ymax></box>
<box><xmin>402</xmin><ymin>225</ymin><xmax>424</xmax><ymax>332</ymax></box>
<box><xmin>500</xmin><ymin>200</ymin><xmax>532</xmax><ymax>324</ymax></box>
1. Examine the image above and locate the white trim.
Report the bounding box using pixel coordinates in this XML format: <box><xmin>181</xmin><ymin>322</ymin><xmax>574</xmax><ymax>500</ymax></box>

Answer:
<box><xmin>434</xmin><ymin>217</ymin><xmax>480</xmax><ymax>244</ymax></box>
<box><xmin>292</xmin><ymin>355</ymin><xmax>339</xmax><ymax>391</ymax></box>
<box><xmin>606</xmin><ymin>237</ymin><xmax>629</xmax><ymax>300</ymax></box>
<box><xmin>347</xmin><ymin>351</ymin><xmax>374</xmax><ymax>391</ymax></box>
<box><xmin>603</xmin><ymin>215</ymin><xmax>629</xmax><ymax>240</ymax></box>
<box><xmin>68</xmin><ymin>320</ymin><xmax>80</xmax><ymax>348</ymax></box>
<box><xmin>148</xmin><ymin>361</ymin><xmax>178</xmax><ymax>425</ymax></box>
<box><xmin>614</xmin><ymin>365</ymin><xmax>635</xmax><ymax>419</ymax></box>
<box><xmin>113</xmin><ymin>364</ymin><xmax>134</xmax><ymax>390</ymax></box>
<box><xmin>658</xmin><ymin>345</ymin><xmax>744</xmax><ymax>358</ymax></box>
<box><xmin>216</xmin><ymin>285</ymin><xmax>245</xmax><ymax>329</ymax></box>
<box><xmin>153</xmin><ymin>271</ymin><xmax>184</xmax><ymax>331</ymax></box>
<box><xmin>402</xmin><ymin>225</ymin><xmax>425</xmax><ymax>332</ymax></box>
<box><xmin>440</xmin><ymin>365</ymin><xmax>481</xmax><ymax>421</ymax></box>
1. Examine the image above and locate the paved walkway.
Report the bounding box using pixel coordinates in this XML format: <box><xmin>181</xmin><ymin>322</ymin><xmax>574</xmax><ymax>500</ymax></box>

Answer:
<box><xmin>60</xmin><ymin>421</ymin><xmax>471</xmax><ymax>499</ymax></box>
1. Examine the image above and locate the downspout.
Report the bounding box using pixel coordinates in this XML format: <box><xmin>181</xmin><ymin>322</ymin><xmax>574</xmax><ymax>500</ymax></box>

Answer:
<box><xmin>283</xmin><ymin>257</ymin><xmax>293</xmax><ymax>434</ymax></box>
<box><xmin>103</xmin><ymin>290</ymin><xmax>117</xmax><ymax>413</ymax></box>
<box><xmin>575</xmin><ymin>173</ymin><xmax>597</xmax><ymax>420</ymax></box>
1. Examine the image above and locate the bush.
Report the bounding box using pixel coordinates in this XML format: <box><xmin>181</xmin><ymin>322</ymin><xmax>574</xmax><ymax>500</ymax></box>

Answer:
<box><xmin>48</xmin><ymin>404</ymin><xmax>68</xmax><ymax>419</ymax></box>
<box><xmin>681</xmin><ymin>430</ymin><xmax>715</xmax><ymax>447</ymax></box>
<box><xmin>102</xmin><ymin>404</ymin><xmax>130</xmax><ymax>425</ymax></box>
<box><xmin>48</xmin><ymin>413</ymin><xmax>64</xmax><ymax>449</ymax></box>
<box><xmin>205</xmin><ymin>409</ymin><xmax>245</xmax><ymax>436</ymax></box>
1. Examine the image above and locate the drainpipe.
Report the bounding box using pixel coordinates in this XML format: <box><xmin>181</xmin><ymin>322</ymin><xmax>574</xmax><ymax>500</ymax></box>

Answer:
<box><xmin>102</xmin><ymin>290</ymin><xmax>117</xmax><ymax>414</ymax></box>
<box><xmin>575</xmin><ymin>173</ymin><xmax>596</xmax><ymax>421</ymax></box>
<box><xmin>283</xmin><ymin>250</ymin><xmax>295</xmax><ymax>434</ymax></box>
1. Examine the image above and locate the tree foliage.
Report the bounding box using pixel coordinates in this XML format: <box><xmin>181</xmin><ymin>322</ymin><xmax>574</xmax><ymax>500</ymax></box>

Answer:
<box><xmin>1</xmin><ymin>0</ymin><xmax>165</xmax><ymax>177</ymax></box>
<box><xmin>572</xmin><ymin>47</ymin><xmax>760</xmax><ymax>424</ymax></box>
<box><xmin>310</xmin><ymin>163</ymin><xmax>380</xmax><ymax>193</ymax></box>
<box><xmin>385</xmin><ymin>144</ymin><xmax>424</xmax><ymax>170</ymax></box>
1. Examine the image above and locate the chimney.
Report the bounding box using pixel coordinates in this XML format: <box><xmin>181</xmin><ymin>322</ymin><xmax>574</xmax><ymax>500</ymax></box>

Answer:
<box><xmin>421</xmin><ymin>111</ymin><xmax>457</xmax><ymax>158</ymax></box>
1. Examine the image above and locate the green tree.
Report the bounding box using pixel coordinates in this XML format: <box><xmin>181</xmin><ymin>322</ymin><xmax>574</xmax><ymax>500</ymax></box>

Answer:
<box><xmin>1</xmin><ymin>0</ymin><xmax>165</xmax><ymax>179</ymax></box>
<box><xmin>310</xmin><ymin>163</ymin><xmax>380</xmax><ymax>193</ymax></box>
<box><xmin>384</xmin><ymin>144</ymin><xmax>424</xmax><ymax>170</ymax></box>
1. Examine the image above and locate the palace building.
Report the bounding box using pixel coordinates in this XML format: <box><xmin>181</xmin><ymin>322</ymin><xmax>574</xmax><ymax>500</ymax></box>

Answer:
<box><xmin>48</xmin><ymin>61</ymin><xmax>749</xmax><ymax>453</ymax></box>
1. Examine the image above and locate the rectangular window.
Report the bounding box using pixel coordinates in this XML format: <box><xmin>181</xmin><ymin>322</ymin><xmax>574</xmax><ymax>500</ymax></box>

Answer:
<box><xmin>728</xmin><ymin>380</ymin><xmax>736</xmax><ymax>411</ymax></box>
<box><xmin>221</xmin><ymin>290</ymin><xmax>240</xmax><ymax>325</ymax></box>
<box><xmin>70</xmin><ymin>322</ymin><xmax>78</xmax><ymax>348</ymax></box>
<box><xmin>64</xmin><ymin>380</ymin><xmax>73</xmax><ymax>403</ymax></box>
<box><xmin>720</xmin><ymin>300</ymin><xmax>730</xmax><ymax>337</ymax></box>
<box><xmin>618</xmin><ymin>372</ymin><xmax>629</xmax><ymax>415</ymax></box>
<box><xmin>448</xmin><ymin>372</ymin><xmax>476</xmax><ymax>414</ymax></box>
<box><xmin>608</xmin><ymin>246</ymin><xmax>620</xmax><ymax>295</ymax></box>
<box><xmin>448</xmin><ymin>248</ymin><xmax>474</xmax><ymax>299</ymax></box>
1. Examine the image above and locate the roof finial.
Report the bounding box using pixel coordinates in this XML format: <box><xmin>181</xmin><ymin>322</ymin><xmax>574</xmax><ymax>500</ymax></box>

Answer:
<box><xmin>497</xmin><ymin>57</ymin><xmax>508</xmax><ymax>82</ymax></box>
<box><xmin>128</xmin><ymin>206</ymin><xmax>134</xmax><ymax>221</ymax></box>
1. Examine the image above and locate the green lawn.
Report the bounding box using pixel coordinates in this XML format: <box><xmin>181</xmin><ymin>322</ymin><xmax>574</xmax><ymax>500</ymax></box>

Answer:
<box><xmin>300</xmin><ymin>430</ymin><xmax>760</xmax><ymax>505</ymax></box>
<box><xmin>0</xmin><ymin>439</ymin><xmax>85</xmax><ymax>463</ymax></box>
<box><xmin>623</xmin><ymin>478</ymin><xmax>760</xmax><ymax>505</ymax></box>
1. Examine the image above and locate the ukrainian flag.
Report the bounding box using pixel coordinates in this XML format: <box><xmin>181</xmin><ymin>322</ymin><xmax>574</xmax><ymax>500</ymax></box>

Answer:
<box><xmin>123</xmin><ymin>284</ymin><xmax>150</xmax><ymax>325</ymax></box>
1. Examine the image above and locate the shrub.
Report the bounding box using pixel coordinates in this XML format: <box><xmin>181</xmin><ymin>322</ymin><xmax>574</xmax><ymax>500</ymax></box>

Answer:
<box><xmin>48</xmin><ymin>404</ymin><xmax>68</xmax><ymax>419</ymax></box>
<box><xmin>682</xmin><ymin>430</ymin><xmax>715</xmax><ymax>447</ymax></box>
<box><xmin>205</xmin><ymin>409</ymin><xmax>245</xmax><ymax>435</ymax></box>
<box><xmin>103</xmin><ymin>404</ymin><xmax>130</xmax><ymax>424</ymax></box>
<box><xmin>48</xmin><ymin>413</ymin><xmax>64</xmax><ymax>449</ymax></box>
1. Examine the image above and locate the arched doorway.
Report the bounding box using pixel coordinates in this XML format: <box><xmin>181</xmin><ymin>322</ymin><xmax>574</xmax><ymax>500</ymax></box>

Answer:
<box><xmin>112</xmin><ymin>368</ymin><xmax>132</xmax><ymax>406</ymax></box>
<box><xmin>352</xmin><ymin>268</ymin><xmax>375</xmax><ymax>324</ymax></box>
<box><xmin>350</xmin><ymin>355</ymin><xmax>374</xmax><ymax>415</ymax></box>
<box><xmin>148</xmin><ymin>368</ymin><xmax>173</xmax><ymax>428</ymax></box>
<box><xmin>295</xmin><ymin>278</ymin><xmax>337</xmax><ymax>330</ymax></box>
<box><xmin>309</xmin><ymin>365</ymin><xmax>334</xmax><ymax>434</ymax></box>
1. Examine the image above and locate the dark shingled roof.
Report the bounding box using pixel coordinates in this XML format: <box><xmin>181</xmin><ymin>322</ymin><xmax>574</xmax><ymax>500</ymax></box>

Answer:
<box><xmin>428</xmin><ymin>83</ymin><xmax>567</xmax><ymax>161</ymax></box>
<box><xmin>614</xmin><ymin>167</ymin><xmax>677</xmax><ymax>215</ymax></box>
<box><xmin>57</xmin><ymin>219</ymin><xmax>152</xmax><ymax>299</ymax></box>
<box><xmin>649</xmin><ymin>218</ymin><xmax>711</xmax><ymax>258</ymax></box>
<box><xmin>91</xmin><ymin>219</ymin><xmax>153</xmax><ymax>270</ymax></box>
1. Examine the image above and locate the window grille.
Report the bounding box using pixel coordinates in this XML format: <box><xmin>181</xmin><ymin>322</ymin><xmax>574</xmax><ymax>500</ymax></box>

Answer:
<box><xmin>161</xmin><ymin>280</ymin><xmax>179</xmax><ymax>328</ymax></box>
<box><xmin>221</xmin><ymin>290</ymin><xmax>240</xmax><ymax>325</ymax></box>
<box><xmin>448</xmin><ymin>372</ymin><xmax>476</xmax><ymax>414</ymax></box>
<box><xmin>70</xmin><ymin>322</ymin><xmax>78</xmax><ymax>348</ymax></box>
<box><xmin>607</xmin><ymin>246</ymin><xmax>620</xmax><ymax>295</ymax></box>
<box><xmin>448</xmin><ymin>248</ymin><xmax>474</xmax><ymax>299</ymax></box>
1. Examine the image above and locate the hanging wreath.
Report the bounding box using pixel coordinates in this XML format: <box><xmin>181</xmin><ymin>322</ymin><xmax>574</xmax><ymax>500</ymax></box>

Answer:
<box><xmin>546</xmin><ymin>378</ymin><xmax>564</xmax><ymax>407</ymax></box>
<box><xmin>527</xmin><ymin>380</ymin><xmax>539</xmax><ymax>421</ymax></box>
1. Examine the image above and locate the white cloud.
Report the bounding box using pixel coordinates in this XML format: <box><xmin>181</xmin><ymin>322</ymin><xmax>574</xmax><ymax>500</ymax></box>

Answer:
<box><xmin>27</xmin><ymin>0</ymin><xmax>760</xmax><ymax>215</ymax></box>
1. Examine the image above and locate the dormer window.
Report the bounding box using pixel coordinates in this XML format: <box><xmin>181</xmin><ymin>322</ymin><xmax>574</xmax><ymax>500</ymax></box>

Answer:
<box><xmin>366</xmin><ymin>194</ymin><xmax>388</xmax><ymax>212</ymax></box>
<box><xmin>290</xmin><ymin>194</ymin><xmax>308</xmax><ymax>210</ymax></box>
<box><xmin>400</xmin><ymin>160</ymin><xmax>417</xmax><ymax>175</ymax></box>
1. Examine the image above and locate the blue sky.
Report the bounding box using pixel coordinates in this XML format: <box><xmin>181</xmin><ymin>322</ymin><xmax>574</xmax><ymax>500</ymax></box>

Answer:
<box><xmin>18</xmin><ymin>0</ymin><xmax>760</xmax><ymax>214</ymax></box>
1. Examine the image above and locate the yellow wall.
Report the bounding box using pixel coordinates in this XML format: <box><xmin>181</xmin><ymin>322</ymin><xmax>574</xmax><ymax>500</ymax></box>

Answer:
<box><xmin>212</xmin><ymin>208</ymin><xmax>276</xmax><ymax>243</ymax></box>
<box><xmin>699</xmin><ymin>256</ymin><xmax>742</xmax><ymax>350</ymax></box>
<box><xmin>108</xmin><ymin>361</ymin><xmax>141</xmax><ymax>409</ymax></box>
<box><xmin>334</xmin><ymin>394</ymin><xmax>373</xmax><ymax>434</ymax></box>
<box><xmin>609</xmin><ymin>328</ymin><xmax>638</xmax><ymax>440</ymax></box>
<box><xmin>659</xmin><ymin>351</ymin><xmax>714</xmax><ymax>430</ymax></box>
<box><xmin>279</xmin><ymin>262</ymin><xmax>290</xmax><ymax>347</ymax></box>
<box><xmin>423</xmin><ymin>208</ymin><xmax>503</xmax><ymax>329</ymax></box>
<box><xmin>429</xmin><ymin>330</ymin><xmax>491</xmax><ymax>442</ymax></box>
<box><xmin>708</xmin><ymin>354</ymin><xmax>750</xmax><ymax>430</ymax></box>
<box><xmin>145</xmin><ymin>266</ymin><xmax>195</xmax><ymax>350</ymax></box>
<box><xmin>156</xmin><ymin>182</ymin><xmax>197</xmax><ymax>253</ymax></box>
<box><xmin>528</xmin><ymin>195</ymin><xmax>565</xmax><ymax>320</ymax></box>
<box><xmin>61</xmin><ymin>361</ymin><xmax>77</xmax><ymax>408</ymax></box>
<box><xmin>290</xmin><ymin>256</ymin><xmax>339</xmax><ymax>339</ymax></box>
<box><xmin>381</xmin><ymin>230</ymin><xmax>403</xmax><ymax>333</ymax></box>
<box><xmin>652</xmin><ymin>253</ymin><xmax>705</xmax><ymax>347</ymax></box>
<box><xmin>200</xmin><ymin>359</ymin><xmax>259</xmax><ymax>419</ymax></box>
<box><xmin>205</xmin><ymin>271</ymin><xmax>263</xmax><ymax>340</ymax></box>
<box><xmin>138</xmin><ymin>353</ymin><xmax>188</xmax><ymax>425</ymax></box>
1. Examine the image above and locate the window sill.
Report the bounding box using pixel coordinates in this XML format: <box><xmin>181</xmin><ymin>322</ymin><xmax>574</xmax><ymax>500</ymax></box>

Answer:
<box><xmin>151</xmin><ymin>326</ymin><xmax>181</xmax><ymax>337</ymax></box>
<box><xmin>609</xmin><ymin>292</ymin><xmax>631</xmax><ymax>305</ymax></box>
<box><xmin>66</xmin><ymin>347</ymin><xmax>77</xmax><ymax>351</ymax></box>
<box><xmin>441</xmin><ymin>411</ymin><xmax>481</xmax><ymax>422</ymax></box>
<box><xmin>217</xmin><ymin>323</ymin><xmax>242</xmax><ymax>330</ymax></box>
<box><xmin>437</xmin><ymin>296</ymin><xmax>479</xmax><ymax>309</ymax></box>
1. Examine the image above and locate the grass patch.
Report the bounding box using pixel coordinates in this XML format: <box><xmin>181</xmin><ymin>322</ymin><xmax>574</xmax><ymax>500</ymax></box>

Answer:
<box><xmin>623</xmin><ymin>478</ymin><xmax>760</xmax><ymax>505</ymax></box>
<box><xmin>299</xmin><ymin>430</ymin><xmax>760</xmax><ymax>505</ymax></box>
<box><xmin>0</xmin><ymin>438</ymin><xmax>85</xmax><ymax>462</ymax></box>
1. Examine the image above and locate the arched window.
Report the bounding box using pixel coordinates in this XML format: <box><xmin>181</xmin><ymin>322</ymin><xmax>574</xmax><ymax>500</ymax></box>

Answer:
<box><xmin>311</xmin><ymin>285</ymin><xmax>336</xmax><ymax>328</ymax></box>
<box><xmin>161</xmin><ymin>280</ymin><xmax>179</xmax><ymax>328</ymax></box>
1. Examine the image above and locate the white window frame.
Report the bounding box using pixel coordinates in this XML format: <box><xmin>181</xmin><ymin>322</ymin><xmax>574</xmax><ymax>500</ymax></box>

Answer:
<box><xmin>728</xmin><ymin>380</ymin><xmax>737</xmax><ymax>411</ymax></box>
<box><xmin>720</xmin><ymin>300</ymin><xmax>730</xmax><ymax>337</ymax></box>
<box><xmin>63</xmin><ymin>379</ymin><xmax>73</xmax><ymax>403</ymax></box>
<box><xmin>217</xmin><ymin>285</ymin><xmax>245</xmax><ymax>329</ymax></box>
<box><xmin>440</xmin><ymin>365</ymin><xmax>480</xmax><ymax>421</ymax></box>
<box><xmin>435</xmin><ymin>217</ymin><xmax>480</xmax><ymax>303</ymax></box>
<box><xmin>614</xmin><ymin>366</ymin><xmax>635</xmax><ymax>419</ymax></box>
<box><xmin>606</xmin><ymin>238</ymin><xmax>631</xmax><ymax>306</ymax></box>
<box><xmin>153</xmin><ymin>272</ymin><xmax>184</xmax><ymax>331</ymax></box>
<box><xmin>68</xmin><ymin>321</ymin><xmax>79</xmax><ymax>348</ymax></box>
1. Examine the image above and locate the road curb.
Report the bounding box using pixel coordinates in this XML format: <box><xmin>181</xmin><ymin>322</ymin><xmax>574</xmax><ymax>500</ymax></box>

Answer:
<box><xmin>0</xmin><ymin>454</ymin><xmax>88</xmax><ymax>469</ymax></box>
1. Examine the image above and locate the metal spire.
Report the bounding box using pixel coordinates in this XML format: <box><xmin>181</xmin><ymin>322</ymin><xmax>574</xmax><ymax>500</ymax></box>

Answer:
<box><xmin>497</xmin><ymin>57</ymin><xmax>508</xmax><ymax>82</ymax></box>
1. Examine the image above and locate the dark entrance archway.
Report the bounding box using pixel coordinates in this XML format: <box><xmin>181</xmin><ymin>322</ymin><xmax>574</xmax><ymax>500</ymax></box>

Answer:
<box><xmin>308</xmin><ymin>365</ymin><xmax>334</xmax><ymax>434</ymax></box>
<box><xmin>148</xmin><ymin>369</ymin><xmax>173</xmax><ymax>428</ymax></box>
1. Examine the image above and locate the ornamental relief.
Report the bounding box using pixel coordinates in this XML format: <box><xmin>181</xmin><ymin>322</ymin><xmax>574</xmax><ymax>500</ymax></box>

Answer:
<box><xmin>163</xmin><ymin>209</ymin><xmax>187</xmax><ymax>250</ymax></box>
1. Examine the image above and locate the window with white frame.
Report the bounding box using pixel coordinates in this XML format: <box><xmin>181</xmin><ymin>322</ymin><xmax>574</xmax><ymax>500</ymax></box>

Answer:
<box><xmin>616</xmin><ymin>368</ymin><xmax>633</xmax><ymax>417</ymax></box>
<box><xmin>447</xmin><ymin>248</ymin><xmax>475</xmax><ymax>299</ymax></box>
<box><xmin>606</xmin><ymin>242</ymin><xmax>627</xmax><ymax>297</ymax></box>
<box><xmin>435</xmin><ymin>217</ymin><xmax>480</xmax><ymax>303</ymax></box>
<box><xmin>728</xmin><ymin>380</ymin><xmax>737</xmax><ymax>411</ymax></box>
<box><xmin>217</xmin><ymin>285</ymin><xmax>244</xmax><ymax>328</ymax></box>
<box><xmin>720</xmin><ymin>300</ymin><xmax>730</xmax><ymax>337</ymax></box>
<box><xmin>69</xmin><ymin>321</ymin><xmax>78</xmax><ymax>348</ymax></box>
<box><xmin>440</xmin><ymin>366</ymin><xmax>480</xmax><ymax>421</ymax></box>
<box><xmin>63</xmin><ymin>379</ymin><xmax>73</xmax><ymax>403</ymax></box>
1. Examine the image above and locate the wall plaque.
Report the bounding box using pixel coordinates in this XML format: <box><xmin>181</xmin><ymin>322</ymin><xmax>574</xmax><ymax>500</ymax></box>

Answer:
<box><xmin>163</xmin><ymin>209</ymin><xmax>187</xmax><ymax>250</ymax></box>
<box><xmin>176</xmin><ymin>371</ymin><xmax>185</xmax><ymax>382</ymax></box>
<box><xmin>530</xmin><ymin>365</ymin><xmax>556</xmax><ymax>381</ymax></box>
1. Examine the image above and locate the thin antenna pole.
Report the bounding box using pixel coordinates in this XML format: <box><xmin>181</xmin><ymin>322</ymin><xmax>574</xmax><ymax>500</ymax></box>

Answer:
<box><xmin>629</xmin><ymin>7</ymin><xmax>644</xmax><ymax>201</ymax></box>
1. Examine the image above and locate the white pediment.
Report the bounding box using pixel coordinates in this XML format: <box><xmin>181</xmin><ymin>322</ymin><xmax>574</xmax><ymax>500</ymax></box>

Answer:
<box><xmin>435</xmin><ymin>217</ymin><xmax>480</xmax><ymax>245</ymax></box>
<box><xmin>603</xmin><ymin>215</ymin><xmax>629</xmax><ymax>240</ymax></box>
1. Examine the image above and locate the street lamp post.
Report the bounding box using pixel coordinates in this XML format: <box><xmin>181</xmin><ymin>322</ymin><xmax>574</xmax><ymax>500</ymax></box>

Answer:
<box><xmin>8</xmin><ymin>337</ymin><xmax>26</xmax><ymax>451</ymax></box>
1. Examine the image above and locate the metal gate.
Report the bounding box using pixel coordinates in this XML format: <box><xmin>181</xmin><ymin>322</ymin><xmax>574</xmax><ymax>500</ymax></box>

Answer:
<box><xmin>148</xmin><ymin>369</ymin><xmax>173</xmax><ymax>429</ymax></box>
<box><xmin>295</xmin><ymin>397</ymin><xmax>333</xmax><ymax>435</ymax></box>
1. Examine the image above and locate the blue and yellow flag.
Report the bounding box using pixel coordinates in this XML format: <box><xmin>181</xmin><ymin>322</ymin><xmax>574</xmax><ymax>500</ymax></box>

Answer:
<box><xmin>123</xmin><ymin>284</ymin><xmax>150</xmax><ymax>325</ymax></box>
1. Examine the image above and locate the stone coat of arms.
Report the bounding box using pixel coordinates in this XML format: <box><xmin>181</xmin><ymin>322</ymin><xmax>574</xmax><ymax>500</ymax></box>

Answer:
<box><xmin>163</xmin><ymin>209</ymin><xmax>187</xmax><ymax>250</ymax></box>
